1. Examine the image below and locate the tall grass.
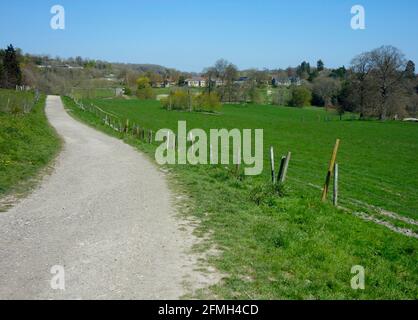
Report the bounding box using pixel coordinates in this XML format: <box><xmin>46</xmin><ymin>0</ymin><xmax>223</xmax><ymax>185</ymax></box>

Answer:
<box><xmin>0</xmin><ymin>89</ymin><xmax>39</xmax><ymax>114</ymax></box>
<box><xmin>0</xmin><ymin>92</ymin><xmax>61</xmax><ymax>196</ymax></box>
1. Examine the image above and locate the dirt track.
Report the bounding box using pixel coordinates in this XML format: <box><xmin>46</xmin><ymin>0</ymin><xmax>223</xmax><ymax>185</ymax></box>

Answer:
<box><xmin>0</xmin><ymin>96</ymin><xmax>211</xmax><ymax>299</ymax></box>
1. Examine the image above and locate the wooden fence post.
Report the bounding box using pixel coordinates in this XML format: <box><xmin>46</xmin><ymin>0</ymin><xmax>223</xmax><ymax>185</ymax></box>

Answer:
<box><xmin>322</xmin><ymin>139</ymin><xmax>340</xmax><ymax>202</ymax></box>
<box><xmin>236</xmin><ymin>147</ymin><xmax>241</xmax><ymax>176</ymax></box>
<box><xmin>277</xmin><ymin>156</ymin><xmax>286</xmax><ymax>183</ymax></box>
<box><xmin>270</xmin><ymin>147</ymin><xmax>276</xmax><ymax>184</ymax></box>
<box><xmin>279</xmin><ymin>152</ymin><xmax>292</xmax><ymax>183</ymax></box>
<box><xmin>333</xmin><ymin>163</ymin><xmax>339</xmax><ymax>206</ymax></box>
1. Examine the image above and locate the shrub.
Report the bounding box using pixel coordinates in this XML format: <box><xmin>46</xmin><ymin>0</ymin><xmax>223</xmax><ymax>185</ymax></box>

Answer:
<box><xmin>289</xmin><ymin>86</ymin><xmax>312</xmax><ymax>107</ymax></box>
<box><xmin>249</xmin><ymin>182</ymin><xmax>288</xmax><ymax>206</ymax></box>
<box><xmin>136</xmin><ymin>77</ymin><xmax>154</xmax><ymax>100</ymax></box>
<box><xmin>194</xmin><ymin>92</ymin><xmax>222</xmax><ymax>112</ymax></box>
<box><xmin>162</xmin><ymin>90</ymin><xmax>222</xmax><ymax>113</ymax></box>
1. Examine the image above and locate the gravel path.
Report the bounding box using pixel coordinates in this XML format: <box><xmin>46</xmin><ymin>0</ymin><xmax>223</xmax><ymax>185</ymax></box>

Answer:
<box><xmin>0</xmin><ymin>96</ymin><xmax>209</xmax><ymax>300</ymax></box>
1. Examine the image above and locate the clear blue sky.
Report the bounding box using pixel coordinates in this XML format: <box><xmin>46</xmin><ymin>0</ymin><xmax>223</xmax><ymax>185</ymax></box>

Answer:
<box><xmin>1</xmin><ymin>0</ymin><xmax>418</xmax><ymax>72</ymax></box>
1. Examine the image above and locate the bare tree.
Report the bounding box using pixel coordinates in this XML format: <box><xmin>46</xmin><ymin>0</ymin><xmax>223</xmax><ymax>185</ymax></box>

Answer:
<box><xmin>225</xmin><ymin>63</ymin><xmax>238</xmax><ymax>102</ymax></box>
<box><xmin>312</xmin><ymin>77</ymin><xmax>341</xmax><ymax>108</ymax></box>
<box><xmin>349</xmin><ymin>52</ymin><xmax>375</xmax><ymax>118</ymax></box>
<box><xmin>369</xmin><ymin>46</ymin><xmax>407</xmax><ymax>120</ymax></box>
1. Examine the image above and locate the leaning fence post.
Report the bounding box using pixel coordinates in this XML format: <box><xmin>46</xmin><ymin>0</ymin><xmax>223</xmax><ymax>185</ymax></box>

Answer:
<box><xmin>270</xmin><ymin>147</ymin><xmax>276</xmax><ymax>184</ymax></box>
<box><xmin>322</xmin><ymin>139</ymin><xmax>340</xmax><ymax>202</ymax></box>
<box><xmin>333</xmin><ymin>163</ymin><xmax>339</xmax><ymax>206</ymax></box>
<box><xmin>277</xmin><ymin>156</ymin><xmax>286</xmax><ymax>183</ymax></box>
<box><xmin>279</xmin><ymin>152</ymin><xmax>291</xmax><ymax>183</ymax></box>
<box><xmin>125</xmin><ymin>119</ymin><xmax>129</xmax><ymax>134</ymax></box>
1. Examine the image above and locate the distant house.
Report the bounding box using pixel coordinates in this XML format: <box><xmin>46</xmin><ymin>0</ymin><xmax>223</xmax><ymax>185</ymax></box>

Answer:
<box><xmin>163</xmin><ymin>79</ymin><xmax>177</xmax><ymax>88</ymax></box>
<box><xmin>234</xmin><ymin>76</ymin><xmax>249</xmax><ymax>84</ymax></box>
<box><xmin>186</xmin><ymin>77</ymin><xmax>206</xmax><ymax>88</ymax></box>
<box><xmin>38</xmin><ymin>64</ymin><xmax>84</xmax><ymax>70</ymax></box>
<box><xmin>104</xmin><ymin>74</ymin><xmax>117</xmax><ymax>81</ymax></box>
<box><xmin>272</xmin><ymin>77</ymin><xmax>291</xmax><ymax>86</ymax></box>
<box><xmin>214</xmin><ymin>78</ymin><xmax>224</xmax><ymax>86</ymax></box>
<box><xmin>272</xmin><ymin>76</ymin><xmax>301</xmax><ymax>86</ymax></box>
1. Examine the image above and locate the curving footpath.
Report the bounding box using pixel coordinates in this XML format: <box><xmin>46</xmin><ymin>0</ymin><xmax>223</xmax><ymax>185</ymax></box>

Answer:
<box><xmin>0</xmin><ymin>96</ymin><xmax>206</xmax><ymax>299</ymax></box>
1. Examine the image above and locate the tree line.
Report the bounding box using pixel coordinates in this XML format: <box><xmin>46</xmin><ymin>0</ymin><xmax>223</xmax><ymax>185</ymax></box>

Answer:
<box><xmin>2</xmin><ymin>44</ymin><xmax>417</xmax><ymax>119</ymax></box>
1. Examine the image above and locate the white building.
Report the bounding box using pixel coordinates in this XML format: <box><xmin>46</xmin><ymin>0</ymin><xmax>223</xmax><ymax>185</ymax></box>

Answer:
<box><xmin>185</xmin><ymin>77</ymin><xmax>206</xmax><ymax>88</ymax></box>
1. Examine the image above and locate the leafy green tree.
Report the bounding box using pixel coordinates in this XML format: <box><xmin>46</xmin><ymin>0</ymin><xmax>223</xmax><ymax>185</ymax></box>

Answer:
<box><xmin>136</xmin><ymin>76</ymin><xmax>154</xmax><ymax>99</ymax></box>
<box><xmin>330</xmin><ymin>66</ymin><xmax>347</xmax><ymax>79</ymax></box>
<box><xmin>194</xmin><ymin>92</ymin><xmax>222</xmax><ymax>112</ymax></box>
<box><xmin>289</xmin><ymin>86</ymin><xmax>312</xmax><ymax>107</ymax></box>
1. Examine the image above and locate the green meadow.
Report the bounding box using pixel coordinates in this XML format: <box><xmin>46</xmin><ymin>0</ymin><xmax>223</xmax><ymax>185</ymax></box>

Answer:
<box><xmin>63</xmin><ymin>96</ymin><xmax>418</xmax><ymax>299</ymax></box>
<box><xmin>81</xmin><ymin>97</ymin><xmax>417</xmax><ymax>219</ymax></box>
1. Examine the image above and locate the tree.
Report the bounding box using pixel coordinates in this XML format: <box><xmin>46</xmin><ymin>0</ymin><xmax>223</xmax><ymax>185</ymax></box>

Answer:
<box><xmin>272</xmin><ymin>87</ymin><xmax>291</xmax><ymax>106</ymax></box>
<box><xmin>297</xmin><ymin>61</ymin><xmax>311</xmax><ymax>79</ymax></box>
<box><xmin>194</xmin><ymin>92</ymin><xmax>222</xmax><ymax>112</ymax></box>
<box><xmin>312</xmin><ymin>77</ymin><xmax>341</xmax><ymax>108</ymax></box>
<box><xmin>1</xmin><ymin>44</ymin><xmax>22</xmax><ymax>88</ymax></box>
<box><xmin>178</xmin><ymin>74</ymin><xmax>187</xmax><ymax>86</ymax></box>
<box><xmin>136</xmin><ymin>76</ymin><xmax>154</xmax><ymax>99</ymax></box>
<box><xmin>349</xmin><ymin>52</ymin><xmax>375</xmax><ymax>118</ymax></box>
<box><xmin>224</xmin><ymin>63</ymin><xmax>238</xmax><ymax>102</ymax></box>
<box><xmin>203</xmin><ymin>67</ymin><xmax>217</xmax><ymax>93</ymax></box>
<box><xmin>214</xmin><ymin>59</ymin><xmax>229</xmax><ymax>81</ymax></box>
<box><xmin>405</xmin><ymin>60</ymin><xmax>416</xmax><ymax>79</ymax></box>
<box><xmin>330</xmin><ymin>66</ymin><xmax>347</xmax><ymax>80</ymax></box>
<box><xmin>289</xmin><ymin>86</ymin><xmax>312</xmax><ymax>107</ymax></box>
<box><xmin>369</xmin><ymin>45</ymin><xmax>407</xmax><ymax>120</ymax></box>
<box><xmin>317</xmin><ymin>59</ymin><xmax>325</xmax><ymax>72</ymax></box>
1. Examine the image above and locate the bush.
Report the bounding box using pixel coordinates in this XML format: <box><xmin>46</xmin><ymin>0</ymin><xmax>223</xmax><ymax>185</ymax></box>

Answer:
<box><xmin>249</xmin><ymin>182</ymin><xmax>288</xmax><ymax>206</ymax></box>
<box><xmin>161</xmin><ymin>90</ymin><xmax>189</xmax><ymax>111</ymax></box>
<box><xmin>162</xmin><ymin>90</ymin><xmax>222</xmax><ymax>113</ymax></box>
<box><xmin>289</xmin><ymin>86</ymin><xmax>312</xmax><ymax>107</ymax></box>
<box><xmin>136</xmin><ymin>76</ymin><xmax>154</xmax><ymax>100</ymax></box>
<box><xmin>194</xmin><ymin>92</ymin><xmax>222</xmax><ymax>112</ymax></box>
<box><xmin>123</xmin><ymin>87</ymin><xmax>132</xmax><ymax>96</ymax></box>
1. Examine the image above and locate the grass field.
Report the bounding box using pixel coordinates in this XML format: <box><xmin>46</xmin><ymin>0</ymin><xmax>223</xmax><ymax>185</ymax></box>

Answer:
<box><xmin>63</xmin><ymin>96</ymin><xmax>418</xmax><ymax>299</ymax></box>
<box><xmin>0</xmin><ymin>90</ymin><xmax>61</xmax><ymax>198</ymax></box>
<box><xmin>81</xmin><ymin>97</ymin><xmax>417</xmax><ymax>219</ymax></box>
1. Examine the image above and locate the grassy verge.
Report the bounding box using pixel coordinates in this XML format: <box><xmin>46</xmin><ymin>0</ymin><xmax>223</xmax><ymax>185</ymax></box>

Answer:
<box><xmin>0</xmin><ymin>92</ymin><xmax>61</xmax><ymax>199</ymax></box>
<box><xmin>62</xmin><ymin>96</ymin><xmax>417</xmax><ymax>299</ymax></box>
